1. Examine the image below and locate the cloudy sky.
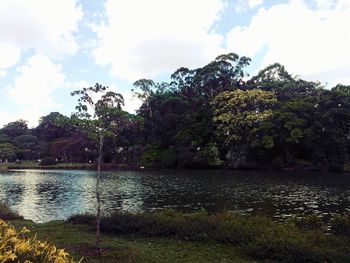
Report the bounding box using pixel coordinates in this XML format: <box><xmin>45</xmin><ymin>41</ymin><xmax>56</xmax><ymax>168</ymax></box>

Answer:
<box><xmin>0</xmin><ymin>0</ymin><xmax>349</xmax><ymax>127</ymax></box>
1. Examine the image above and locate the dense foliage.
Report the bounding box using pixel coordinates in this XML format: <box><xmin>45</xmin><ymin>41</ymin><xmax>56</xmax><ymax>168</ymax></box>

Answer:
<box><xmin>1</xmin><ymin>53</ymin><xmax>349</xmax><ymax>171</ymax></box>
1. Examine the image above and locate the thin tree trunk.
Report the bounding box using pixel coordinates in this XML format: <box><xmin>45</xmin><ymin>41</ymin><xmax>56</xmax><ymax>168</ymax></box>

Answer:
<box><xmin>96</xmin><ymin>132</ymin><xmax>104</xmax><ymax>254</ymax></box>
<box><xmin>282</xmin><ymin>144</ymin><xmax>295</xmax><ymax>167</ymax></box>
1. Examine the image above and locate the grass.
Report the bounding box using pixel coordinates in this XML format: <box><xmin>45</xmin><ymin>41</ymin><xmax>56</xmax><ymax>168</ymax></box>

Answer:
<box><xmin>9</xmin><ymin>220</ymin><xmax>255</xmax><ymax>263</ymax></box>
<box><xmin>69</xmin><ymin>210</ymin><xmax>350</xmax><ymax>263</ymax></box>
<box><xmin>2</xmin><ymin>202</ymin><xmax>350</xmax><ymax>262</ymax></box>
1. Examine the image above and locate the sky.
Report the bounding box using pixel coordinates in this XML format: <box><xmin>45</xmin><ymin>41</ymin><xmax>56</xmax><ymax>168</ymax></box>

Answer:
<box><xmin>0</xmin><ymin>0</ymin><xmax>350</xmax><ymax>127</ymax></box>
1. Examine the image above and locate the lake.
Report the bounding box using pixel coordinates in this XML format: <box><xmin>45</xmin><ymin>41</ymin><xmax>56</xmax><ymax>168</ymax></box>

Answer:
<box><xmin>0</xmin><ymin>169</ymin><xmax>349</xmax><ymax>223</ymax></box>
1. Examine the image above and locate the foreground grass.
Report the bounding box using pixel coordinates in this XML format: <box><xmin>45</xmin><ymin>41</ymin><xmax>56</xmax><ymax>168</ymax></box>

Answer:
<box><xmin>9</xmin><ymin>220</ymin><xmax>255</xmax><ymax>263</ymax></box>
<box><xmin>3</xmin><ymin>201</ymin><xmax>350</xmax><ymax>262</ymax></box>
<box><xmin>69</xmin><ymin>211</ymin><xmax>350</xmax><ymax>263</ymax></box>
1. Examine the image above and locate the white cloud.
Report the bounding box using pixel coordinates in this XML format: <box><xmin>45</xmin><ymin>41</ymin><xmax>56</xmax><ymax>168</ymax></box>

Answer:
<box><xmin>249</xmin><ymin>0</ymin><xmax>264</xmax><ymax>8</ymax></box>
<box><xmin>0</xmin><ymin>0</ymin><xmax>83</xmax><ymax>69</ymax></box>
<box><xmin>109</xmin><ymin>84</ymin><xmax>142</xmax><ymax>114</ymax></box>
<box><xmin>316</xmin><ymin>0</ymin><xmax>336</xmax><ymax>9</ymax></box>
<box><xmin>0</xmin><ymin>112</ymin><xmax>15</xmax><ymax>128</ymax></box>
<box><xmin>0</xmin><ymin>43</ymin><xmax>21</xmax><ymax>69</ymax></box>
<box><xmin>227</xmin><ymin>0</ymin><xmax>350</xmax><ymax>86</ymax></box>
<box><xmin>0</xmin><ymin>108</ymin><xmax>44</xmax><ymax>128</ymax></box>
<box><xmin>235</xmin><ymin>0</ymin><xmax>264</xmax><ymax>13</ymax></box>
<box><xmin>4</xmin><ymin>54</ymin><xmax>69</xmax><ymax>127</ymax></box>
<box><xmin>7</xmin><ymin>54</ymin><xmax>65</xmax><ymax>109</ymax></box>
<box><xmin>0</xmin><ymin>70</ymin><xmax>7</xmax><ymax>78</ymax></box>
<box><xmin>93</xmin><ymin>0</ymin><xmax>225</xmax><ymax>81</ymax></box>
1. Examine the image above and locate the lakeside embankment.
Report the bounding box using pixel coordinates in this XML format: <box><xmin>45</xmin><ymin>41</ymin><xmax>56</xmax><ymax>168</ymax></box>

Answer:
<box><xmin>1</xmin><ymin>202</ymin><xmax>350</xmax><ymax>263</ymax></box>
<box><xmin>7</xmin><ymin>161</ymin><xmax>140</xmax><ymax>171</ymax></box>
<box><xmin>6</xmin><ymin>160</ymin><xmax>350</xmax><ymax>172</ymax></box>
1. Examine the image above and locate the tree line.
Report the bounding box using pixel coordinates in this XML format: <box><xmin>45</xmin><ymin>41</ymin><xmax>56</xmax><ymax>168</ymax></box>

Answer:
<box><xmin>1</xmin><ymin>53</ymin><xmax>349</xmax><ymax>171</ymax></box>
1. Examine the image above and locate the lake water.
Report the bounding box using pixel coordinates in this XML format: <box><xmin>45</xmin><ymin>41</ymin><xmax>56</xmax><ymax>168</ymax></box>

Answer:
<box><xmin>0</xmin><ymin>169</ymin><xmax>349</xmax><ymax>223</ymax></box>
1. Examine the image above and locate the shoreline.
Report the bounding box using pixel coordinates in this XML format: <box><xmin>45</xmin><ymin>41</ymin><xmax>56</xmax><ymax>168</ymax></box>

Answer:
<box><xmin>6</xmin><ymin>162</ymin><xmax>350</xmax><ymax>173</ymax></box>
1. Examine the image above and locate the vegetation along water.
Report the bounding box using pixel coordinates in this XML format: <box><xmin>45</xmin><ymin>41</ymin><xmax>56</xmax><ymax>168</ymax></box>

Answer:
<box><xmin>1</xmin><ymin>53</ymin><xmax>350</xmax><ymax>262</ymax></box>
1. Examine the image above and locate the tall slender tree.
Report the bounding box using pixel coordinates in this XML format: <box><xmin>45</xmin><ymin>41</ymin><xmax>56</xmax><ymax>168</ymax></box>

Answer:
<box><xmin>71</xmin><ymin>83</ymin><xmax>124</xmax><ymax>253</ymax></box>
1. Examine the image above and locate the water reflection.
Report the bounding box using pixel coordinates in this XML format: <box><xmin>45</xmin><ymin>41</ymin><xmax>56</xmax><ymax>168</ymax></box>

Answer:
<box><xmin>0</xmin><ymin>169</ymin><xmax>349</xmax><ymax>223</ymax></box>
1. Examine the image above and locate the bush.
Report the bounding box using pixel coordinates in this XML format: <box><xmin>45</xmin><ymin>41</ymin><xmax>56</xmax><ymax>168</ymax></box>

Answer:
<box><xmin>69</xmin><ymin>210</ymin><xmax>350</xmax><ymax>263</ymax></box>
<box><xmin>68</xmin><ymin>213</ymin><xmax>95</xmax><ymax>225</ymax></box>
<box><xmin>331</xmin><ymin>214</ymin><xmax>350</xmax><ymax>236</ymax></box>
<box><xmin>160</xmin><ymin>149</ymin><xmax>177</xmax><ymax>167</ymax></box>
<box><xmin>0</xmin><ymin>219</ymin><xmax>78</xmax><ymax>262</ymax></box>
<box><xmin>292</xmin><ymin>214</ymin><xmax>324</xmax><ymax>230</ymax></box>
<box><xmin>140</xmin><ymin>144</ymin><xmax>161</xmax><ymax>167</ymax></box>
<box><xmin>0</xmin><ymin>202</ymin><xmax>22</xmax><ymax>220</ymax></box>
<box><xmin>39</xmin><ymin>157</ymin><xmax>57</xmax><ymax>166</ymax></box>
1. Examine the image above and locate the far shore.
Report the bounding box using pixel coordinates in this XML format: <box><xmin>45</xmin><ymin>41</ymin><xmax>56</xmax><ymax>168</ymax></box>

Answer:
<box><xmin>6</xmin><ymin>161</ymin><xmax>141</xmax><ymax>171</ymax></box>
<box><xmin>3</xmin><ymin>160</ymin><xmax>350</xmax><ymax>173</ymax></box>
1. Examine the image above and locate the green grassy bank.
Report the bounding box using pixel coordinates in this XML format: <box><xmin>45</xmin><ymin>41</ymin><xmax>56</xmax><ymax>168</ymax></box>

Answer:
<box><xmin>68</xmin><ymin>211</ymin><xmax>350</xmax><ymax>263</ymax></box>
<box><xmin>9</xmin><ymin>220</ymin><xmax>254</xmax><ymax>263</ymax></box>
<box><xmin>1</xmin><ymin>201</ymin><xmax>254</xmax><ymax>262</ymax></box>
<box><xmin>2</xmin><ymin>202</ymin><xmax>350</xmax><ymax>262</ymax></box>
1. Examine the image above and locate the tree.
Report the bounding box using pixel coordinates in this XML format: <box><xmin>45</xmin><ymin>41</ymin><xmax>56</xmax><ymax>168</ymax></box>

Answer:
<box><xmin>35</xmin><ymin>112</ymin><xmax>72</xmax><ymax>142</ymax></box>
<box><xmin>311</xmin><ymin>90</ymin><xmax>350</xmax><ymax>170</ymax></box>
<box><xmin>332</xmin><ymin>84</ymin><xmax>350</xmax><ymax>94</ymax></box>
<box><xmin>0</xmin><ymin>143</ymin><xmax>18</xmax><ymax>161</ymax></box>
<box><xmin>247</xmin><ymin>63</ymin><xmax>319</xmax><ymax>101</ymax></box>
<box><xmin>269</xmin><ymin>98</ymin><xmax>316</xmax><ymax>166</ymax></box>
<box><xmin>212</xmin><ymin>89</ymin><xmax>276</xmax><ymax>167</ymax></box>
<box><xmin>13</xmin><ymin>134</ymin><xmax>39</xmax><ymax>160</ymax></box>
<box><xmin>2</xmin><ymin>120</ymin><xmax>28</xmax><ymax>137</ymax></box>
<box><xmin>49</xmin><ymin>137</ymin><xmax>87</xmax><ymax>162</ymax></box>
<box><xmin>71</xmin><ymin>82</ymin><xmax>124</xmax><ymax>253</ymax></box>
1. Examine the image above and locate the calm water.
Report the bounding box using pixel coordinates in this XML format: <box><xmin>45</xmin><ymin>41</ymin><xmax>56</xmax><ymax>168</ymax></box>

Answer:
<box><xmin>0</xmin><ymin>169</ymin><xmax>349</xmax><ymax>223</ymax></box>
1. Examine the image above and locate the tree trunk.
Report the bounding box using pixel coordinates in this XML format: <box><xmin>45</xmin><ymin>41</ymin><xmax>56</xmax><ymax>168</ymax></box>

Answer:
<box><xmin>282</xmin><ymin>144</ymin><xmax>295</xmax><ymax>167</ymax></box>
<box><xmin>96</xmin><ymin>132</ymin><xmax>104</xmax><ymax>254</ymax></box>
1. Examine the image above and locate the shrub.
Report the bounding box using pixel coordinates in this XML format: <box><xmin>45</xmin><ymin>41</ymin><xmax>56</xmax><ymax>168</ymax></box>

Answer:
<box><xmin>140</xmin><ymin>144</ymin><xmax>161</xmax><ymax>167</ymax></box>
<box><xmin>68</xmin><ymin>213</ymin><xmax>95</xmax><ymax>225</ymax></box>
<box><xmin>292</xmin><ymin>214</ymin><xmax>324</xmax><ymax>230</ymax></box>
<box><xmin>0</xmin><ymin>219</ymin><xmax>78</xmax><ymax>262</ymax></box>
<box><xmin>39</xmin><ymin>157</ymin><xmax>57</xmax><ymax>166</ymax></box>
<box><xmin>0</xmin><ymin>202</ymin><xmax>22</xmax><ymax>220</ymax></box>
<box><xmin>160</xmin><ymin>149</ymin><xmax>177</xmax><ymax>167</ymax></box>
<box><xmin>331</xmin><ymin>214</ymin><xmax>350</xmax><ymax>236</ymax></box>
